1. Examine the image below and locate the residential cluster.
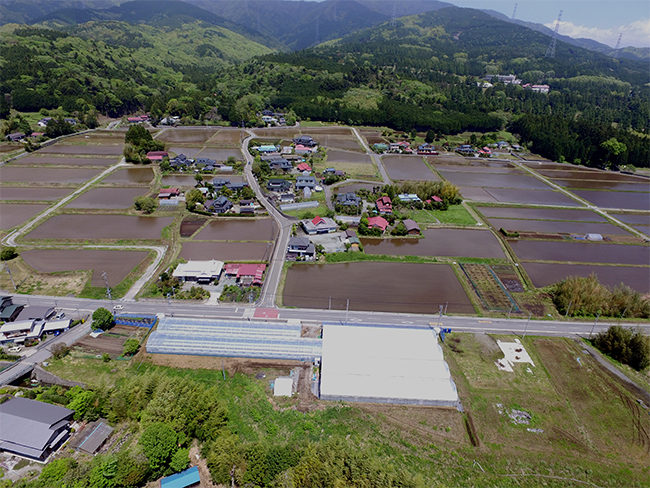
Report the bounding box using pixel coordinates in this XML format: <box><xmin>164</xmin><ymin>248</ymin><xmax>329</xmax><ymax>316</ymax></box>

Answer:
<box><xmin>0</xmin><ymin>296</ymin><xmax>70</xmax><ymax>346</ymax></box>
<box><xmin>479</xmin><ymin>74</ymin><xmax>550</xmax><ymax>93</ymax></box>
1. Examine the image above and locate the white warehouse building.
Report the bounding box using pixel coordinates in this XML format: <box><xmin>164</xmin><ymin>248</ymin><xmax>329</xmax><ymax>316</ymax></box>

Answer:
<box><xmin>172</xmin><ymin>260</ymin><xmax>224</xmax><ymax>283</ymax></box>
<box><xmin>320</xmin><ymin>324</ymin><xmax>459</xmax><ymax>407</ymax></box>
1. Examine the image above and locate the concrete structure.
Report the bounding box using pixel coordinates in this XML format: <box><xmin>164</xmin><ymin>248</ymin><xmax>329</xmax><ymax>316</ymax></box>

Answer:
<box><xmin>320</xmin><ymin>324</ymin><xmax>459</xmax><ymax>406</ymax></box>
<box><xmin>172</xmin><ymin>260</ymin><xmax>224</xmax><ymax>283</ymax></box>
<box><xmin>273</xmin><ymin>376</ymin><xmax>294</xmax><ymax>397</ymax></box>
<box><xmin>0</xmin><ymin>397</ymin><xmax>74</xmax><ymax>461</ymax></box>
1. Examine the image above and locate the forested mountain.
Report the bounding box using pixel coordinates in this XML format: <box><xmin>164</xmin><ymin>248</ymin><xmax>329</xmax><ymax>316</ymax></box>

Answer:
<box><xmin>0</xmin><ymin>21</ymin><xmax>270</xmax><ymax>116</ymax></box>
<box><xmin>0</xmin><ymin>0</ymin><xmax>116</xmax><ymax>25</ymax></box>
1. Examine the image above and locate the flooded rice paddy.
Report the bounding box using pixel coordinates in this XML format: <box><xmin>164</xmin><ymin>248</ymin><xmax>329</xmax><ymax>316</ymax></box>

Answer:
<box><xmin>439</xmin><ymin>170</ymin><xmax>551</xmax><ymax>189</ymax></box>
<box><xmin>21</xmin><ymin>249</ymin><xmax>149</xmax><ymax>287</ymax></box>
<box><xmin>196</xmin><ymin>148</ymin><xmax>242</xmax><ymax>160</ymax></box>
<box><xmin>522</xmin><ymin>262</ymin><xmax>650</xmax><ymax>293</ymax></box>
<box><xmin>571</xmin><ymin>190</ymin><xmax>650</xmax><ymax>211</ymax></box>
<box><xmin>0</xmin><ymin>203</ymin><xmax>49</xmax><ymax>229</ymax></box>
<box><xmin>509</xmin><ymin>240</ymin><xmax>649</xmax><ymax>265</ymax></box>
<box><xmin>66</xmin><ymin>187</ymin><xmax>148</xmax><ymax>209</ymax></box>
<box><xmin>555</xmin><ymin>180</ymin><xmax>648</xmax><ymax>192</ymax></box>
<box><xmin>326</xmin><ymin>149</ymin><xmax>373</xmax><ymax>164</ymax></box>
<box><xmin>0</xmin><ymin>166</ymin><xmax>101</xmax><ymax>184</ymax></box>
<box><xmin>486</xmin><ymin>218</ymin><xmax>630</xmax><ymax>235</ymax></box>
<box><xmin>40</xmin><ymin>144</ymin><xmax>123</xmax><ymax>155</ymax></box>
<box><xmin>14</xmin><ymin>155</ymin><xmax>118</xmax><ymax>166</ymax></box>
<box><xmin>460</xmin><ymin>187</ymin><xmax>580</xmax><ymax>206</ymax></box>
<box><xmin>180</xmin><ymin>217</ymin><xmax>207</xmax><ymax>237</ymax></box>
<box><xmin>319</xmin><ymin>135</ymin><xmax>363</xmax><ymax>152</ymax></box>
<box><xmin>362</xmin><ymin>228</ymin><xmax>505</xmax><ymax>258</ymax></box>
<box><xmin>100</xmin><ymin>168</ymin><xmax>154</xmax><ymax>186</ymax></box>
<box><xmin>193</xmin><ymin>218</ymin><xmax>276</xmax><ymax>241</ymax></box>
<box><xmin>156</xmin><ymin>128</ymin><xmax>219</xmax><ymax>143</ymax></box>
<box><xmin>180</xmin><ymin>241</ymin><xmax>273</xmax><ymax>261</ymax></box>
<box><xmin>24</xmin><ymin>214</ymin><xmax>173</xmax><ymax>241</ymax></box>
<box><xmin>283</xmin><ymin>262</ymin><xmax>474</xmax><ymax>314</ymax></box>
<box><xmin>382</xmin><ymin>155</ymin><xmax>440</xmax><ymax>181</ymax></box>
<box><xmin>476</xmin><ymin>206</ymin><xmax>605</xmax><ymax>221</ymax></box>
<box><xmin>0</xmin><ymin>187</ymin><xmax>74</xmax><ymax>201</ymax></box>
<box><xmin>168</xmin><ymin>146</ymin><xmax>202</xmax><ymax>158</ymax></box>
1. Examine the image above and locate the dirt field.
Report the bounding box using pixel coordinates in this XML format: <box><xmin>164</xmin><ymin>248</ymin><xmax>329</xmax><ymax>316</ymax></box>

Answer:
<box><xmin>319</xmin><ymin>134</ymin><xmax>363</xmax><ymax>152</ymax></box>
<box><xmin>326</xmin><ymin>149</ymin><xmax>372</xmax><ymax>164</ymax></box>
<box><xmin>206</xmin><ymin>129</ymin><xmax>245</xmax><ymax>147</ymax></box>
<box><xmin>66</xmin><ymin>187</ymin><xmax>148</xmax><ymax>209</ymax></box>
<box><xmin>0</xmin><ymin>203</ymin><xmax>49</xmax><ymax>229</ymax></box>
<box><xmin>156</xmin><ymin>128</ymin><xmax>219</xmax><ymax>144</ymax></box>
<box><xmin>21</xmin><ymin>248</ymin><xmax>150</xmax><ymax>286</ymax></box>
<box><xmin>146</xmin><ymin>353</ymin><xmax>303</xmax><ymax>375</ymax></box>
<box><xmin>99</xmin><ymin>167</ymin><xmax>154</xmax><ymax>186</ymax></box>
<box><xmin>0</xmin><ymin>256</ymin><xmax>89</xmax><ymax>296</ymax></box>
<box><xmin>476</xmin><ymin>206</ymin><xmax>606</xmax><ymax>221</ymax></box>
<box><xmin>382</xmin><ymin>155</ymin><xmax>440</xmax><ymax>181</ymax></box>
<box><xmin>509</xmin><ymin>239</ymin><xmax>650</xmax><ymax>265</ymax></box>
<box><xmin>196</xmin><ymin>147</ymin><xmax>242</xmax><ymax>160</ymax></box>
<box><xmin>76</xmin><ymin>325</ymin><xmax>147</xmax><ymax>356</ymax></box>
<box><xmin>24</xmin><ymin>214</ymin><xmax>174</xmax><ymax>241</ymax></box>
<box><xmin>180</xmin><ymin>217</ymin><xmax>207</xmax><ymax>237</ymax></box>
<box><xmin>0</xmin><ymin>166</ymin><xmax>101</xmax><ymax>184</ymax></box>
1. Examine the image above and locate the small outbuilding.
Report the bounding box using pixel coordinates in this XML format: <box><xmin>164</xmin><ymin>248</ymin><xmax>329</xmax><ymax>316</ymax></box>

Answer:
<box><xmin>160</xmin><ymin>466</ymin><xmax>200</xmax><ymax>488</ymax></box>
<box><xmin>273</xmin><ymin>376</ymin><xmax>294</xmax><ymax>397</ymax></box>
<box><xmin>403</xmin><ymin>219</ymin><xmax>421</xmax><ymax>235</ymax></box>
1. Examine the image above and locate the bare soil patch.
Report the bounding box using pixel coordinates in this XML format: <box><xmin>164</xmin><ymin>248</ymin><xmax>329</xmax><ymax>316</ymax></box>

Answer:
<box><xmin>21</xmin><ymin>248</ymin><xmax>150</xmax><ymax>286</ymax></box>
<box><xmin>193</xmin><ymin>218</ymin><xmax>276</xmax><ymax>241</ymax></box>
<box><xmin>180</xmin><ymin>241</ymin><xmax>273</xmax><ymax>261</ymax></box>
<box><xmin>180</xmin><ymin>217</ymin><xmax>207</xmax><ymax>237</ymax></box>
<box><xmin>0</xmin><ymin>186</ymin><xmax>74</xmax><ymax>201</ymax></box>
<box><xmin>146</xmin><ymin>353</ymin><xmax>303</xmax><ymax>375</ymax></box>
<box><xmin>0</xmin><ymin>166</ymin><xmax>101</xmax><ymax>184</ymax></box>
<box><xmin>76</xmin><ymin>325</ymin><xmax>146</xmax><ymax>356</ymax></box>
<box><xmin>196</xmin><ymin>147</ymin><xmax>242</xmax><ymax>161</ymax></box>
<box><xmin>320</xmin><ymin>134</ymin><xmax>363</xmax><ymax>152</ymax></box>
<box><xmin>326</xmin><ymin>149</ymin><xmax>372</xmax><ymax>164</ymax></box>
<box><xmin>359</xmin><ymin>129</ymin><xmax>386</xmax><ymax>145</ymax></box>
<box><xmin>156</xmin><ymin>128</ymin><xmax>218</xmax><ymax>144</ymax></box>
<box><xmin>206</xmin><ymin>129</ymin><xmax>244</xmax><ymax>146</ymax></box>
<box><xmin>0</xmin><ymin>203</ymin><xmax>48</xmax><ymax>229</ymax></box>
<box><xmin>66</xmin><ymin>187</ymin><xmax>148</xmax><ymax>209</ymax></box>
<box><xmin>0</xmin><ymin>144</ymin><xmax>21</xmax><ymax>153</ymax></box>
<box><xmin>24</xmin><ymin>214</ymin><xmax>173</xmax><ymax>241</ymax></box>
<box><xmin>383</xmin><ymin>155</ymin><xmax>440</xmax><ymax>181</ymax></box>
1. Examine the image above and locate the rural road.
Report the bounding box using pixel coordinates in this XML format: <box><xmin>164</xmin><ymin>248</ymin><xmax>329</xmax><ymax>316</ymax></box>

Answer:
<box><xmin>351</xmin><ymin>127</ymin><xmax>390</xmax><ymax>184</ymax></box>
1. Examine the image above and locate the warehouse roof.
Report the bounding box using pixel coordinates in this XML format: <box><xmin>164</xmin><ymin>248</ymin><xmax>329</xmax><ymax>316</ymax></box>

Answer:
<box><xmin>320</xmin><ymin>324</ymin><xmax>459</xmax><ymax>406</ymax></box>
<box><xmin>160</xmin><ymin>466</ymin><xmax>200</xmax><ymax>488</ymax></box>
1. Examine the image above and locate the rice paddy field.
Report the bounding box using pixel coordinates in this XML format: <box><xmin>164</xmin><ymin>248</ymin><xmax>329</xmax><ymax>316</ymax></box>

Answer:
<box><xmin>156</xmin><ymin>127</ymin><xmax>219</xmax><ymax>144</ymax></box>
<box><xmin>99</xmin><ymin>167</ymin><xmax>154</xmax><ymax>186</ymax></box>
<box><xmin>0</xmin><ymin>203</ymin><xmax>49</xmax><ymax>229</ymax></box>
<box><xmin>192</xmin><ymin>218</ymin><xmax>277</xmax><ymax>241</ymax></box>
<box><xmin>12</xmin><ymin>155</ymin><xmax>119</xmax><ymax>166</ymax></box>
<box><xmin>0</xmin><ymin>187</ymin><xmax>74</xmax><ymax>201</ymax></box>
<box><xmin>283</xmin><ymin>262</ymin><xmax>475</xmax><ymax>314</ymax></box>
<box><xmin>521</xmin><ymin>262</ymin><xmax>650</xmax><ymax>292</ymax></box>
<box><xmin>382</xmin><ymin>155</ymin><xmax>440</xmax><ymax>181</ymax></box>
<box><xmin>508</xmin><ymin>240</ymin><xmax>649</xmax><ymax>265</ymax></box>
<box><xmin>0</xmin><ymin>166</ymin><xmax>102</xmax><ymax>184</ymax></box>
<box><xmin>65</xmin><ymin>187</ymin><xmax>149</xmax><ymax>209</ymax></box>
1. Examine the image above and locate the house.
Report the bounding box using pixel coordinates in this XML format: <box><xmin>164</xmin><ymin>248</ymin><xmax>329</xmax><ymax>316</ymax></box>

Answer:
<box><xmin>367</xmin><ymin>216</ymin><xmax>389</xmax><ymax>232</ymax></box>
<box><xmin>160</xmin><ymin>466</ymin><xmax>201</xmax><ymax>488</ymax></box>
<box><xmin>170</xmin><ymin>154</ymin><xmax>190</xmax><ymax>169</ymax></box>
<box><xmin>6</xmin><ymin>132</ymin><xmax>25</xmax><ymax>142</ymax></box>
<box><xmin>345</xmin><ymin>229</ymin><xmax>361</xmax><ymax>251</ymax></box>
<box><xmin>158</xmin><ymin>188</ymin><xmax>180</xmax><ymax>199</ymax></box>
<box><xmin>0</xmin><ymin>296</ymin><xmax>23</xmax><ymax>323</ymax></box>
<box><xmin>287</xmin><ymin>236</ymin><xmax>316</xmax><ymax>260</ymax></box>
<box><xmin>336</xmin><ymin>192</ymin><xmax>361</xmax><ymax>207</ymax></box>
<box><xmin>16</xmin><ymin>306</ymin><xmax>54</xmax><ymax>322</ymax></box>
<box><xmin>267</xmin><ymin>179</ymin><xmax>292</xmax><ymax>192</ymax></box>
<box><xmin>0</xmin><ymin>320</ymin><xmax>40</xmax><ymax>343</ymax></box>
<box><xmin>403</xmin><ymin>219</ymin><xmax>421</xmax><ymax>235</ymax></box>
<box><xmin>64</xmin><ymin>118</ymin><xmax>77</xmax><ymax>126</ymax></box>
<box><xmin>211</xmin><ymin>178</ymin><xmax>229</xmax><ymax>190</ymax></box>
<box><xmin>279</xmin><ymin>193</ymin><xmax>295</xmax><ymax>204</ymax></box>
<box><xmin>127</xmin><ymin>116</ymin><xmax>143</xmax><ymax>123</ymax></box>
<box><xmin>0</xmin><ymin>397</ymin><xmax>74</xmax><ymax>461</ymax></box>
<box><xmin>296</xmin><ymin>162</ymin><xmax>312</xmax><ymax>172</ymax></box>
<box><xmin>146</xmin><ymin>151</ymin><xmax>168</xmax><ymax>162</ymax></box>
<box><xmin>323</xmin><ymin>168</ymin><xmax>345</xmax><ymax>177</ymax></box>
<box><xmin>294</xmin><ymin>144</ymin><xmax>316</xmax><ymax>154</ymax></box>
<box><xmin>301</xmin><ymin>216</ymin><xmax>338</xmax><ymax>235</ymax></box>
<box><xmin>427</xmin><ymin>195</ymin><xmax>443</xmax><ymax>205</ymax></box>
<box><xmin>261</xmin><ymin>115</ymin><xmax>277</xmax><ymax>124</ymax></box>
<box><xmin>29</xmin><ymin>132</ymin><xmax>44</xmax><ymax>139</ymax></box>
<box><xmin>389</xmin><ymin>141</ymin><xmax>411</xmax><ymax>153</ymax></box>
<box><xmin>295</xmin><ymin>175</ymin><xmax>316</xmax><ymax>190</ymax></box>
<box><xmin>531</xmin><ymin>84</ymin><xmax>550</xmax><ymax>94</ymax></box>
<box><xmin>261</xmin><ymin>109</ymin><xmax>274</xmax><ymax>117</ymax></box>
<box><xmin>268</xmin><ymin>158</ymin><xmax>293</xmax><ymax>172</ymax></box>
<box><xmin>226</xmin><ymin>181</ymin><xmax>248</xmax><ymax>192</ymax></box>
<box><xmin>172</xmin><ymin>260</ymin><xmax>224</xmax><ymax>283</ymax></box>
<box><xmin>484</xmin><ymin>74</ymin><xmax>521</xmax><ymax>85</ymax></box>
<box><xmin>417</xmin><ymin>144</ymin><xmax>438</xmax><ymax>155</ymax></box>
<box><xmin>72</xmin><ymin>420</ymin><xmax>113</xmax><ymax>454</ymax></box>
<box><xmin>195</xmin><ymin>158</ymin><xmax>216</xmax><ymax>168</ymax></box>
<box><xmin>239</xmin><ymin>200</ymin><xmax>255</xmax><ymax>215</ymax></box>
<box><xmin>456</xmin><ymin>145</ymin><xmax>475</xmax><ymax>155</ymax></box>
<box><xmin>293</xmin><ymin>135</ymin><xmax>317</xmax><ymax>147</ymax></box>
<box><xmin>375</xmin><ymin>196</ymin><xmax>393</xmax><ymax>214</ymax></box>
<box><xmin>208</xmin><ymin>196</ymin><xmax>233</xmax><ymax>214</ymax></box>
<box><xmin>257</xmin><ymin>145</ymin><xmax>278</xmax><ymax>153</ymax></box>
<box><xmin>398</xmin><ymin>193</ymin><xmax>421</xmax><ymax>203</ymax></box>
<box><xmin>281</xmin><ymin>146</ymin><xmax>293</xmax><ymax>155</ymax></box>
<box><xmin>37</xmin><ymin>117</ymin><xmax>52</xmax><ymax>128</ymax></box>
<box><xmin>223</xmin><ymin>263</ymin><xmax>266</xmax><ymax>286</ymax></box>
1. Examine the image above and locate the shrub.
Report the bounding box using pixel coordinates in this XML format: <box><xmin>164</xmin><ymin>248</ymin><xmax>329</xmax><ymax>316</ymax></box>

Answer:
<box><xmin>123</xmin><ymin>338</ymin><xmax>140</xmax><ymax>356</ymax></box>
<box><xmin>91</xmin><ymin>307</ymin><xmax>114</xmax><ymax>331</ymax></box>
<box><xmin>52</xmin><ymin>344</ymin><xmax>71</xmax><ymax>360</ymax></box>
<box><xmin>0</xmin><ymin>246</ymin><xmax>18</xmax><ymax>261</ymax></box>
<box><xmin>593</xmin><ymin>326</ymin><xmax>650</xmax><ymax>371</ymax></box>
<box><xmin>134</xmin><ymin>196</ymin><xmax>157</xmax><ymax>214</ymax></box>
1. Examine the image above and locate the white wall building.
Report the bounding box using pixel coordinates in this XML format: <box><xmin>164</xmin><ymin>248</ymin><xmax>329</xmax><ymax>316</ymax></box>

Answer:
<box><xmin>172</xmin><ymin>260</ymin><xmax>224</xmax><ymax>283</ymax></box>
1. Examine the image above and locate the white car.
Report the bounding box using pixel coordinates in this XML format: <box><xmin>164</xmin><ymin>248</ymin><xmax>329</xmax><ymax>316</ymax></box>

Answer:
<box><xmin>55</xmin><ymin>312</ymin><xmax>65</xmax><ymax>319</ymax></box>
<box><xmin>8</xmin><ymin>346</ymin><xmax>22</xmax><ymax>353</ymax></box>
<box><xmin>113</xmin><ymin>305</ymin><xmax>124</xmax><ymax>311</ymax></box>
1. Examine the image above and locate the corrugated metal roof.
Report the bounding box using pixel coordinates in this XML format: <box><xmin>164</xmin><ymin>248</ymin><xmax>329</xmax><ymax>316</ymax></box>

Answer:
<box><xmin>160</xmin><ymin>466</ymin><xmax>200</xmax><ymax>488</ymax></box>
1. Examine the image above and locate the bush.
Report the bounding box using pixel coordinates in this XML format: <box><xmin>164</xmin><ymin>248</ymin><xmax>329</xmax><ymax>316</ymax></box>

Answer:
<box><xmin>0</xmin><ymin>246</ymin><xmax>18</xmax><ymax>261</ymax></box>
<box><xmin>52</xmin><ymin>344</ymin><xmax>71</xmax><ymax>360</ymax></box>
<box><xmin>123</xmin><ymin>338</ymin><xmax>140</xmax><ymax>356</ymax></box>
<box><xmin>134</xmin><ymin>196</ymin><xmax>157</xmax><ymax>214</ymax></box>
<box><xmin>593</xmin><ymin>326</ymin><xmax>650</xmax><ymax>371</ymax></box>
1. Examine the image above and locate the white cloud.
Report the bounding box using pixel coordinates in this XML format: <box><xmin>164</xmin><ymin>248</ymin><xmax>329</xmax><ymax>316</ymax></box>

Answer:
<box><xmin>544</xmin><ymin>18</ymin><xmax>650</xmax><ymax>48</ymax></box>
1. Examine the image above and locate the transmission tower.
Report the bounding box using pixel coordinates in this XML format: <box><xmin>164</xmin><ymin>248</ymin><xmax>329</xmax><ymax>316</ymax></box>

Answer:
<box><xmin>545</xmin><ymin>10</ymin><xmax>563</xmax><ymax>58</ymax></box>
<box><xmin>390</xmin><ymin>2</ymin><xmax>397</xmax><ymax>26</ymax></box>
<box><xmin>614</xmin><ymin>32</ymin><xmax>623</xmax><ymax>58</ymax></box>
<box><xmin>511</xmin><ymin>2</ymin><xmax>518</xmax><ymax>20</ymax></box>
<box><xmin>101</xmin><ymin>271</ymin><xmax>112</xmax><ymax>301</ymax></box>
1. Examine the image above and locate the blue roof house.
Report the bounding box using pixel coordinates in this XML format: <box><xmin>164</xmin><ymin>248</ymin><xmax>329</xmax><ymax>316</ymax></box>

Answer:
<box><xmin>160</xmin><ymin>466</ymin><xmax>200</xmax><ymax>488</ymax></box>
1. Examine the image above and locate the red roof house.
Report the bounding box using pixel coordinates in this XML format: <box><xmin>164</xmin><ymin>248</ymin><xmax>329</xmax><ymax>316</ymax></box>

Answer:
<box><xmin>224</xmin><ymin>263</ymin><xmax>267</xmax><ymax>285</ymax></box>
<box><xmin>146</xmin><ymin>151</ymin><xmax>168</xmax><ymax>162</ymax></box>
<box><xmin>159</xmin><ymin>188</ymin><xmax>180</xmax><ymax>199</ymax></box>
<box><xmin>367</xmin><ymin>216</ymin><xmax>389</xmax><ymax>232</ymax></box>
<box><xmin>432</xmin><ymin>195</ymin><xmax>442</xmax><ymax>203</ymax></box>
<box><xmin>296</xmin><ymin>162</ymin><xmax>312</xmax><ymax>172</ymax></box>
<box><xmin>375</xmin><ymin>196</ymin><xmax>393</xmax><ymax>214</ymax></box>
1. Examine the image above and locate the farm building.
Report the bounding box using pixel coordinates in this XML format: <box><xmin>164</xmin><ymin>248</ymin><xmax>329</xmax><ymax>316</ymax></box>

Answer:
<box><xmin>70</xmin><ymin>420</ymin><xmax>114</xmax><ymax>454</ymax></box>
<box><xmin>172</xmin><ymin>260</ymin><xmax>224</xmax><ymax>283</ymax></box>
<box><xmin>0</xmin><ymin>397</ymin><xmax>74</xmax><ymax>461</ymax></box>
<box><xmin>223</xmin><ymin>263</ymin><xmax>267</xmax><ymax>285</ymax></box>
<box><xmin>320</xmin><ymin>324</ymin><xmax>459</xmax><ymax>406</ymax></box>
<box><xmin>160</xmin><ymin>466</ymin><xmax>200</xmax><ymax>488</ymax></box>
<box><xmin>403</xmin><ymin>219</ymin><xmax>421</xmax><ymax>235</ymax></box>
<box><xmin>146</xmin><ymin>317</ymin><xmax>322</xmax><ymax>361</ymax></box>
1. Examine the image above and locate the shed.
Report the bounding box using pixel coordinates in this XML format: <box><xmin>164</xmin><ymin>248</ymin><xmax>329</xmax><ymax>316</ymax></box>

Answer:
<box><xmin>73</xmin><ymin>420</ymin><xmax>114</xmax><ymax>454</ymax></box>
<box><xmin>403</xmin><ymin>219</ymin><xmax>421</xmax><ymax>235</ymax></box>
<box><xmin>160</xmin><ymin>466</ymin><xmax>200</xmax><ymax>488</ymax></box>
<box><xmin>273</xmin><ymin>376</ymin><xmax>294</xmax><ymax>397</ymax></box>
<box><xmin>585</xmin><ymin>233</ymin><xmax>603</xmax><ymax>241</ymax></box>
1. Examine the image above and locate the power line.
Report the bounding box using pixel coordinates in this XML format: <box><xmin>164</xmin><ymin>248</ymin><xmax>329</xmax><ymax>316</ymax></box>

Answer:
<box><xmin>545</xmin><ymin>10</ymin><xmax>563</xmax><ymax>58</ymax></box>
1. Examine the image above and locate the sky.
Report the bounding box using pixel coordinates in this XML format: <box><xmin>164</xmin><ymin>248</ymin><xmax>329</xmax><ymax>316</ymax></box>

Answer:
<box><xmin>444</xmin><ymin>0</ymin><xmax>650</xmax><ymax>47</ymax></box>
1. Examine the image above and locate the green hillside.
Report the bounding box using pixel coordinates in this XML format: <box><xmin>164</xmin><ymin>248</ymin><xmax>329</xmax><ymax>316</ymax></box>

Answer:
<box><xmin>0</xmin><ymin>21</ymin><xmax>271</xmax><ymax>116</ymax></box>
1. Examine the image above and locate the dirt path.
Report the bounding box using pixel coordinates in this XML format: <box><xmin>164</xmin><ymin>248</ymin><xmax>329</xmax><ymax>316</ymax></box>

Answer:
<box><xmin>189</xmin><ymin>442</ymin><xmax>218</xmax><ymax>488</ymax></box>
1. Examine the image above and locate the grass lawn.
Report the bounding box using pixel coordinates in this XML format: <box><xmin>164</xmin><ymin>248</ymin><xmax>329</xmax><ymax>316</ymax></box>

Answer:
<box><xmin>45</xmin><ymin>350</ymin><xmax>133</xmax><ymax>388</ymax></box>
<box><xmin>283</xmin><ymin>190</ymin><xmax>330</xmax><ymax>218</ymax></box>
<box><xmin>406</xmin><ymin>204</ymin><xmax>476</xmax><ymax>225</ymax></box>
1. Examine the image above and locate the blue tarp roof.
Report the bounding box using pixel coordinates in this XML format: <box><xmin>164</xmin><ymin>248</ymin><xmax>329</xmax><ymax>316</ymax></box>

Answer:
<box><xmin>160</xmin><ymin>466</ymin><xmax>200</xmax><ymax>488</ymax></box>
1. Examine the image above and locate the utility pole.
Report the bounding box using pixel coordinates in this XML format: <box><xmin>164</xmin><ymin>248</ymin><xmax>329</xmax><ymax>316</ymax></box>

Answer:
<box><xmin>345</xmin><ymin>298</ymin><xmax>349</xmax><ymax>324</ymax></box>
<box><xmin>589</xmin><ymin>312</ymin><xmax>600</xmax><ymax>338</ymax></box>
<box><xmin>545</xmin><ymin>10</ymin><xmax>563</xmax><ymax>58</ymax></box>
<box><xmin>523</xmin><ymin>312</ymin><xmax>532</xmax><ymax>338</ymax></box>
<box><xmin>328</xmin><ymin>296</ymin><xmax>331</xmax><ymax>310</ymax></box>
<box><xmin>101</xmin><ymin>271</ymin><xmax>112</xmax><ymax>301</ymax></box>
<box><xmin>4</xmin><ymin>263</ymin><xmax>17</xmax><ymax>291</ymax></box>
<box><xmin>438</xmin><ymin>305</ymin><xmax>443</xmax><ymax>326</ymax></box>
<box><xmin>565</xmin><ymin>300</ymin><xmax>572</xmax><ymax>319</ymax></box>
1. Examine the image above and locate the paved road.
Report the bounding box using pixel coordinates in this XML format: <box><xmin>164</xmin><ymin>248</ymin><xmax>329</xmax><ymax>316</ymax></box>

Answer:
<box><xmin>240</xmin><ymin>133</ymin><xmax>293</xmax><ymax>307</ymax></box>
